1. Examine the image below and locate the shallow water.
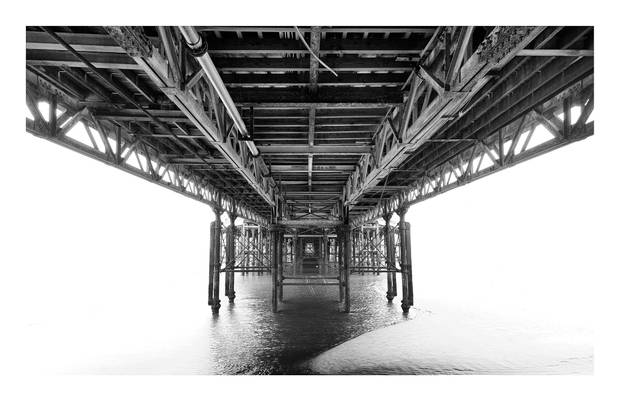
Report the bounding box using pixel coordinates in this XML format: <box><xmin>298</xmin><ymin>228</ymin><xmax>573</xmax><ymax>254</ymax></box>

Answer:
<box><xmin>305</xmin><ymin>302</ymin><xmax>593</xmax><ymax>374</ymax></box>
<box><xmin>13</xmin><ymin>274</ymin><xmax>592</xmax><ymax>374</ymax></box>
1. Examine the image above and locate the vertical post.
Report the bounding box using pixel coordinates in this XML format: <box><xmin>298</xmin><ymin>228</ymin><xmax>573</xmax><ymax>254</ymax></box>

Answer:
<box><xmin>293</xmin><ymin>230</ymin><xmax>299</xmax><ymax>276</ymax></box>
<box><xmin>226</xmin><ymin>212</ymin><xmax>237</xmax><ymax>303</ymax></box>
<box><xmin>270</xmin><ymin>224</ymin><xmax>281</xmax><ymax>312</ymax></box>
<box><xmin>370</xmin><ymin>227</ymin><xmax>374</xmax><ymax>275</ymax></box>
<box><xmin>249</xmin><ymin>227</ymin><xmax>255</xmax><ymax>274</ymax></box>
<box><xmin>260</xmin><ymin>226</ymin><xmax>267</xmax><ymax>275</ymax></box>
<box><xmin>208</xmin><ymin>221</ymin><xmax>215</xmax><ymax>306</ymax></box>
<box><xmin>337</xmin><ymin>227</ymin><xmax>344</xmax><ymax>304</ymax></box>
<box><xmin>384</xmin><ymin>212</ymin><xmax>395</xmax><ymax>302</ymax></box>
<box><xmin>322</xmin><ymin>229</ymin><xmax>329</xmax><ymax>274</ymax></box>
<box><xmin>278</xmin><ymin>230</ymin><xmax>285</xmax><ymax>301</ymax></box>
<box><xmin>270</xmin><ymin>225</ymin><xmax>279</xmax><ymax>312</ymax></box>
<box><xmin>390</xmin><ymin>224</ymin><xmax>397</xmax><ymax>298</ymax></box>
<box><xmin>342</xmin><ymin>224</ymin><xmax>351</xmax><ymax>312</ymax></box>
<box><xmin>376</xmin><ymin>225</ymin><xmax>380</xmax><ymax>275</ymax></box>
<box><xmin>398</xmin><ymin>206</ymin><xmax>413</xmax><ymax>312</ymax></box>
<box><xmin>241</xmin><ymin>225</ymin><xmax>246</xmax><ymax>276</ymax></box>
<box><xmin>351</xmin><ymin>227</ymin><xmax>357</xmax><ymax>274</ymax></box>
<box><xmin>360</xmin><ymin>227</ymin><xmax>366</xmax><ymax>275</ymax></box>
<box><xmin>211</xmin><ymin>210</ymin><xmax>222</xmax><ymax>314</ymax></box>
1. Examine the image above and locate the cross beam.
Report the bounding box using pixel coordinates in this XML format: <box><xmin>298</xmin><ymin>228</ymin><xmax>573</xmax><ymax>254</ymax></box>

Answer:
<box><xmin>344</xmin><ymin>27</ymin><xmax>545</xmax><ymax>208</ymax></box>
<box><xmin>105</xmin><ymin>26</ymin><xmax>278</xmax><ymax>210</ymax></box>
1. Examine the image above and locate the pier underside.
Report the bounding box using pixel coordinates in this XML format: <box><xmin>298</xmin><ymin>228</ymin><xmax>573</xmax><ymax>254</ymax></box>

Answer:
<box><xmin>25</xmin><ymin>25</ymin><xmax>594</xmax><ymax>313</ymax></box>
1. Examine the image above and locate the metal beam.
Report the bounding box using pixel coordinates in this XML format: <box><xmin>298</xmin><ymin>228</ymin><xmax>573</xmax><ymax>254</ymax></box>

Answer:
<box><xmin>25</xmin><ymin>85</ymin><xmax>268</xmax><ymax>226</ymax></box>
<box><xmin>343</xmin><ymin>26</ymin><xmax>546</xmax><ymax>207</ymax></box>
<box><xmin>105</xmin><ymin>26</ymin><xmax>277</xmax><ymax>209</ymax></box>
<box><xmin>352</xmin><ymin>80</ymin><xmax>593</xmax><ymax>227</ymax></box>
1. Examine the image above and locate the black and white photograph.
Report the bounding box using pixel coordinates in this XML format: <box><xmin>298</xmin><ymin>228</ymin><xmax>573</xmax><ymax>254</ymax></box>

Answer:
<box><xmin>1</xmin><ymin>1</ymin><xmax>617</xmax><ymax>398</ymax></box>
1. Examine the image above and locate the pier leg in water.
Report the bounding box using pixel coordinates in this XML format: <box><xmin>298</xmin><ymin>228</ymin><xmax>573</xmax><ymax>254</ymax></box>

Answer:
<box><xmin>226</xmin><ymin>211</ymin><xmax>237</xmax><ymax>303</ymax></box>
<box><xmin>337</xmin><ymin>228</ymin><xmax>344</xmax><ymax>305</ymax></box>
<box><xmin>208</xmin><ymin>221</ymin><xmax>215</xmax><ymax>306</ymax></box>
<box><xmin>361</xmin><ymin>227</ymin><xmax>366</xmax><ymax>276</ymax></box>
<box><xmin>342</xmin><ymin>222</ymin><xmax>351</xmax><ymax>312</ymax></box>
<box><xmin>398</xmin><ymin>206</ymin><xmax>413</xmax><ymax>312</ymax></box>
<box><xmin>270</xmin><ymin>224</ymin><xmax>280</xmax><ymax>312</ymax></box>
<box><xmin>211</xmin><ymin>209</ymin><xmax>222</xmax><ymax>314</ymax></box>
<box><xmin>384</xmin><ymin>211</ymin><xmax>395</xmax><ymax>302</ymax></box>
<box><xmin>278</xmin><ymin>230</ymin><xmax>284</xmax><ymax>302</ymax></box>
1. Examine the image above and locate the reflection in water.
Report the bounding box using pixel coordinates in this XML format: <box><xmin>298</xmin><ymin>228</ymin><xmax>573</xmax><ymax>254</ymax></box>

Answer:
<box><xmin>207</xmin><ymin>274</ymin><xmax>408</xmax><ymax>374</ymax></box>
<box><xmin>14</xmin><ymin>274</ymin><xmax>592</xmax><ymax>374</ymax></box>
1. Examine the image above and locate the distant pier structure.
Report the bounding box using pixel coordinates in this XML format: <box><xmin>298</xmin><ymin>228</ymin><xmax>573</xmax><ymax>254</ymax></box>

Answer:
<box><xmin>25</xmin><ymin>26</ymin><xmax>594</xmax><ymax>313</ymax></box>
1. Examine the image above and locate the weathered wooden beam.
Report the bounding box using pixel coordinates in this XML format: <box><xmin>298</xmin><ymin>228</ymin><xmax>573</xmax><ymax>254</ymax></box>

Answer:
<box><xmin>280</xmin><ymin>219</ymin><xmax>342</xmax><ymax>228</ymax></box>
<box><xmin>197</xmin><ymin>26</ymin><xmax>437</xmax><ymax>34</ymax></box>
<box><xmin>229</xmin><ymin>87</ymin><xmax>403</xmax><ymax>104</ymax></box>
<box><xmin>206</xmin><ymin>37</ymin><xmax>425</xmax><ymax>55</ymax></box>
<box><xmin>517</xmin><ymin>49</ymin><xmax>593</xmax><ymax>57</ymax></box>
<box><xmin>27</xmin><ymin>49</ymin><xmax>140</xmax><ymax>70</ymax></box>
<box><xmin>213</xmin><ymin>56</ymin><xmax>415</xmax><ymax>72</ymax></box>
<box><xmin>238</xmin><ymin>102</ymin><xmax>398</xmax><ymax>109</ymax></box>
<box><xmin>258</xmin><ymin>145</ymin><xmax>370</xmax><ymax>155</ymax></box>
<box><xmin>222</xmin><ymin>72</ymin><xmax>409</xmax><ymax>87</ymax></box>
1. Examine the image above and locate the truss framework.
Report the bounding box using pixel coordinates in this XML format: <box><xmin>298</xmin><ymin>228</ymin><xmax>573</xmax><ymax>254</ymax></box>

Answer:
<box><xmin>352</xmin><ymin>78</ymin><xmax>593</xmax><ymax>227</ymax></box>
<box><xmin>104</xmin><ymin>26</ymin><xmax>280</xmax><ymax>213</ymax></box>
<box><xmin>343</xmin><ymin>27</ymin><xmax>544</xmax><ymax>209</ymax></box>
<box><xmin>25</xmin><ymin>26</ymin><xmax>594</xmax><ymax>315</ymax></box>
<box><xmin>26</xmin><ymin>82</ymin><xmax>268</xmax><ymax>225</ymax></box>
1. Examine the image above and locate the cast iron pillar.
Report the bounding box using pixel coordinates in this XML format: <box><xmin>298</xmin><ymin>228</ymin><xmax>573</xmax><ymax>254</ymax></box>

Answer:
<box><xmin>270</xmin><ymin>224</ymin><xmax>280</xmax><ymax>312</ymax></box>
<box><xmin>383</xmin><ymin>211</ymin><xmax>396</xmax><ymax>302</ymax></box>
<box><xmin>397</xmin><ymin>206</ymin><xmax>413</xmax><ymax>312</ymax></box>
<box><xmin>278</xmin><ymin>229</ymin><xmax>285</xmax><ymax>302</ymax></box>
<box><xmin>225</xmin><ymin>211</ymin><xmax>237</xmax><ymax>303</ymax></box>
<box><xmin>360</xmin><ymin>227</ymin><xmax>366</xmax><ymax>275</ymax></box>
<box><xmin>210</xmin><ymin>209</ymin><xmax>222</xmax><ymax>314</ymax></box>
<box><xmin>322</xmin><ymin>229</ymin><xmax>329</xmax><ymax>275</ymax></box>
<box><xmin>340</xmin><ymin>224</ymin><xmax>351</xmax><ymax>312</ymax></box>
<box><xmin>351</xmin><ymin>227</ymin><xmax>357</xmax><ymax>274</ymax></box>
<box><xmin>337</xmin><ymin>227</ymin><xmax>344</xmax><ymax>304</ymax></box>
<box><xmin>293</xmin><ymin>230</ymin><xmax>299</xmax><ymax>276</ymax></box>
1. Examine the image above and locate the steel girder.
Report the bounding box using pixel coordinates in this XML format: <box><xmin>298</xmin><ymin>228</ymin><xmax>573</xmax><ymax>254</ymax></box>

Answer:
<box><xmin>104</xmin><ymin>26</ymin><xmax>280</xmax><ymax>213</ymax></box>
<box><xmin>351</xmin><ymin>77</ymin><xmax>593</xmax><ymax>227</ymax></box>
<box><xmin>343</xmin><ymin>27</ymin><xmax>544</xmax><ymax>208</ymax></box>
<box><xmin>25</xmin><ymin>81</ymin><xmax>269</xmax><ymax>226</ymax></box>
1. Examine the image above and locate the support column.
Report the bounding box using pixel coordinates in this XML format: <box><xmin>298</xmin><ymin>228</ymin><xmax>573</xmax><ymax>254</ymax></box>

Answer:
<box><xmin>261</xmin><ymin>226</ymin><xmax>267</xmax><ymax>275</ymax></box>
<box><xmin>210</xmin><ymin>210</ymin><xmax>222</xmax><ymax>314</ymax></box>
<box><xmin>225</xmin><ymin>212</ymin><xmax>237</xmax><ymax>303</ymax></box>
<box><xmin>322</xmin><ymin>229</ymin><xmax>328</xmax><ymax>275</ymax></box>
<box><xmin>270</xmin><ymin>224</ymin><xmax>280</xmax><ymax>312</ymax></box>
<box><xmin>398</xmin><ymin>206</ymin><xmax>413</xmax><ymax>312</ymax></box>
<box><xmin>360</xmin><ymin>227</ymin><xmax>366</xmax><ymax>275</ymax></box>
<box><xmin>293</xmin><ymin>230</ymin><xmax>299</xmax><ymax>276</ymax></box>
<box><xmin>278</xmin><ymin>230</ymin><xmax>285</xmax><ymax>302</ymax></box>
<box><xmin>384</xmin><ymin>212</ymin><xmax>395</xmax><ymax>302</ymax></box>
<box><xmin>208</xmin><ymin>222</ymin><xmax>215</xmax><ymax>306</ymax></box>
<box><xmin>250</xmin><ymin>227</ymin><xmax>256</xmax><ymax>274</ymax></box>
<box><xmin>337</xmin><ymin>227</ymin><xmax>344</xmax><ymax>304</ymax></box>
<box><xmin>341</xmin><ymin>224</ymin><xmax>351</xmax><ymax>312</ymax></box>
<box><xmin>241</xmin><ymin>225</ymin><xmax>247</xmax><ymax>276</ymax></box>
<box><xmin>351</xmin><ymin>228</ymin><xmax>357</xmax><ymax>274</ymax></box>
<box><xmin>373</xmin><ymin>227</ymin><xmax>378</xmax><ymax>274</ymax></box>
